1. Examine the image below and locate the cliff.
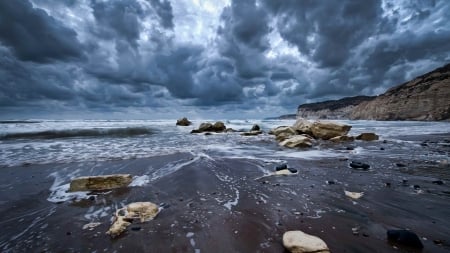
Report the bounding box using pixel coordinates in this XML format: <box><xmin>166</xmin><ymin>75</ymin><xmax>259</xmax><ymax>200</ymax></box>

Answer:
<box><xmin>296</xmin><ymin>63</ymin><xmax>450</xmax><ymax>121</ymax></box>
<box><xmin>297</xmin><ymin>96</ymin><xmax>374</xmax><ymax>119</ymax></box>
<box><xmin>350</xmin><ymin>63</ymin><xmax>450</xmax><ymax>121</ymax></box>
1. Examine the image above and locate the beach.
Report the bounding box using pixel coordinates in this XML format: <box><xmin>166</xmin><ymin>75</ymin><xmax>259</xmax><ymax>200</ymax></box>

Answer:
<box><xmin>0</xmin><ymin>120</ymin><xmax>449</xmax><ymax>252</ymax></box>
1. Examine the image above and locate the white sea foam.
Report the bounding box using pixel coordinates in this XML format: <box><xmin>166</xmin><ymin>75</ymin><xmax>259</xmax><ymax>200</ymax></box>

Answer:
<box><xmin>129</xmin><ymin>175</ymin><xmax>150</xmax><ymax>187</ymax></box>
<box><xmin>223</xmin><ymin>188</ymin><xmax>240</xmax><ymax>211</ymax></box>
<box><xmin>47</xmin><ymin>171</ymin><xmax>91</xmax><ymax>203</ymax></box>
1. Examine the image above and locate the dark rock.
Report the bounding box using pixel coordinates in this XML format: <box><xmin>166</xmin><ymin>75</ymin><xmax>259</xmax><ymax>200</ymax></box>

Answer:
<box><xmin>413</xmin><ymin>185</ymin><xmax>421</xmax><ymax>190</ymax></box>
<box><xmin>198</xmin><ymin>123</ymin><xmax>213</xmax><ymax>132</ymax></box>
<box><xmin>387</xmin><ymin>229</ymin><xmax>423</xmax><ymax>249</ymax></box>
<box><xmin>287</xmin><ymin>168</ymin><xmax>297</xmax><ymax>173</ymax></box>
<box><xmin>190</xmin><ymin>129</ymin><xmax>201</xmax><ymax>134</ymax></box>
<box><xmin>402</xmin><ymin>179</ymin><xmax>409</xmax><ymax>185</ymax></box>
<box><xmin>380</xmin><ymin>147</ymin><xmax>385</xmax><ymax>150</ymax></box>
<box><xmin>176</xmin><ymin>117</ymin><xmax>191</xmax><ymax>126</ymax></box>
<box><xmin>433</xmin><ymin>239</ymin><xmax>443</xmax><ymax>245</ymax></box>
<box><xmin>131</xmin><ymin>226</ymin><xmax>141</xmax><ymax>231</ymax></box>
<box><xmin>275</xmin><ymin>164</ymin><xmax>288</xmax><ymax>171</ymax></box>
<box><xmin>66</xmin><ymin>232</ymin><xmax>72</xmax><ymax>236</ymax></box>
<box><xmin>385</xmin><ymin>182</ymin><xmax>391</xmax><ymax>187</ymax></box>
<box><xmin>349</xmin><ymin>161</ymin><xmax>370</xmax><ymax>170</ymax></box>
<box><xmin>396</xmin><ymin>163</ymin><xmax>406</xmax><ymax>167</ymax></box>
<box><xmin>356</xmin><ymin>132</ymin><xmax>379</xmax><ymax>141</ymax></box>
<box><xmin>383</xmin><ymin>140</ymin><xmax>388</xmax><ymax>144</ymax></box>
<box><xmin>204</xmin><ymin>132</ymin><xmax>212</xmax><ymax>136</ymax></box>
<box><xmin>432</xmin><ymin>180</ymin><xmax>444</xmax><ymax>185</ymax></box>
<box><xmin>251</xmin><ymin>124</ymin><xmax>260</xmax><ymax>131</ymax></box>
<box><xmin>420</xmin><ymin>142</ymin><xmax>428</xmax><ymax>146</ymax></box>
<box><xmin>346</xmin><ymin>146</ymin><xmax>354</xmax><ymax>150</ymax></box>
<box><xmin>326</xmin><ymin>180</ymin><xmax>335</xmax><ymax>185</ymax></box>
<box><xmin>88</xmin><ymin>196</ymin><xmax>95</xmax><ymax>201</ymax></box>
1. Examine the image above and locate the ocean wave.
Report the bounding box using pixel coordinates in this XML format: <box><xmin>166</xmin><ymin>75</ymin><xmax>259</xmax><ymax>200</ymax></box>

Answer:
<box><xmin>0</xmin><ymin>127</ymin><xmax>156</xmax><ymax>140</ymax></box>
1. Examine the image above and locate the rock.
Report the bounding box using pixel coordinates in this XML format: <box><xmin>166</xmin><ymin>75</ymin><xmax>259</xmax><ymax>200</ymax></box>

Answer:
<box><xmin>275</xmin><ymin>164</ymin><xmax>288</xmax><ymax>171</ymax></box>
<box><xmin>212</xmin><ymin>121</ymin><xmax>226</xmax><ymax>132</ymax></box>
<box><xmin>198</xmin><ymin>122</ymin><xmax>213</xmax><ymax>132</ymax></box>
<box><xmin>329</xmin><ymin>135</ymin><xmax>354</xmax><ymax>142</ymax></box>
<box><xmin>225</xmin><ymin>128</ymin><xmax>236</xmax><ymax>132</ymax></box>
<box><xmin>275</xmin><ymin>132</ymin><xmax>295</xmax><ymax>142</ymax></box>
<box><xmin>311</xmin><ymin>121</ymin><xmax>352</xmax><ymax>140</ymax></box>
<box><xmin>251</xmin><ymin>124</ymin><xmax>260</xmax><ymax>131</ymax></box>
<box><xmin>292</xmin><ymin>118</ymin><xmax>313</xmax><ymax>135</ymax></box>
<box><xmin>344</xmin><ymin>190</ymin><xmax>364</xmax><ymax>199</ymax></box>
<box><xmin>282</xmin><ymin>230</ymin><xmax>330</xmax><ymax>253</ymax></box>
<box><xmin>69</xmin><ymin>174</ymin><xmax>133</xmax><ymax>192</ymax></box>
<box><xmin>241</xmin><ymin>130</ymin><xmax>262</xmax><ymax>136</ymax></box>
<box><xmin>269</xmin><ymin>126</ymin><xmax>297</xmax><ymax>136</ymax></box>
<box><xmin>279</xmin><ymin>135</ymin><xmax>313</xmax><ymax>148</ymax></box>
<box><xmin>356</xmin><ymin>133</ymin><xmax>379</xmax><ymax>141</ymax></box>
<box><xmin>107</xmin><ymin>202</ymin><xmax>160</xmax><ymax>238</ymax></box>
<box><xmin>190</xmin><ymin>129</ymin><xmax>201</xmax><ymax>134</ymax></box>
<box><xmin>82</xmin><ymin>222</ymin><xmax>101</xmax><ymax>230</ymax></box>
<box><xmin>288</xmin><ymin>168</ymin><xmax>298</xmax><ymax>173</ymax></box>
<box><xmin>176</xmin><ymin>117</ymin><xmax>191</xmax><ymax>126</ymax></box>
<box><xmin>274</xmin><ymin>169</ymin><xmax>296</xmax><ymax>175</ymax></box>
<box><xmin>349</xmin><ymin>161</ymin><xmax>370</xmax><ymax>170</ymax></box>
<box><xmin>396</xmin><ymin>163</ymin><xmax>406</xmax><ymax>167</ymax></box>
<box><xmin>432</xmin><ymin>180</ymin><xmax>444</xmax><ymax>185</ymax></box>
<box><xmin>387</xmin><ymin>229</ymin><xmax>423</xmax><ymax>249</ymax></box>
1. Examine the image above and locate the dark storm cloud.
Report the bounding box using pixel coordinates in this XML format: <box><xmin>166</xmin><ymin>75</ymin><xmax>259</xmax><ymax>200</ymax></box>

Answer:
<box><xmin>1</xmin><ymin>0</ymin><xmax>450</xmax><ymax>118</ymax></box>
<box><xmin>0</xmin><ymin>0</ymin><xmax>82</xmax><ymax>62</ymax></box>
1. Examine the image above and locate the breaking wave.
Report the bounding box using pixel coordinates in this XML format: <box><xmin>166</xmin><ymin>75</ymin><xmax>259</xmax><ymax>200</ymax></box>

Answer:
<box><xmin>0</xmin><ymin>127</ymin><xmax>156</xmax><ymax>140</ymax></box>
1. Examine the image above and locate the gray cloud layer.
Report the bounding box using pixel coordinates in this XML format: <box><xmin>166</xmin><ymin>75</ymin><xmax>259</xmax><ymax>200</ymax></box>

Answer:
<box><xmin>0</xmin><ymin>0</ymin><xmax>449</xmax><ymax>119</ymax></box>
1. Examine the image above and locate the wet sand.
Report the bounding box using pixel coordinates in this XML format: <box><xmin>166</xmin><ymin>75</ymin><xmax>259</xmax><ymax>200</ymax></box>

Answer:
<box><xmin>0</xmin><ymin>133</ymin><xmax>449</xmax><ymax>252</ymax></box>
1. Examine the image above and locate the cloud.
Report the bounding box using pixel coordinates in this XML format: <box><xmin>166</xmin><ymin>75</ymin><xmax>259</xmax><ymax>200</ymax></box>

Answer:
<box><xmin>0</xmin><ymin>0</ymin><xmax>83</xmax><ymax>62</ymax></box>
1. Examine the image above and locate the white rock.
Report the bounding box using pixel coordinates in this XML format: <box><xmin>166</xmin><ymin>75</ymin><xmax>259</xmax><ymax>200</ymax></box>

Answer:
<box><xmin>283</xmin><ymin>230</ymin><xmax>330</xmax><ymax>253</ymax></box>
<box><xmin>279</xmin><ymin>135</ymin><xmax>313</xmax><ymax>148</ymax></box>
<box><xmin>344</xmin><ymin>190</ymin><xmax>364</xmax><ymax>199</ymax></box>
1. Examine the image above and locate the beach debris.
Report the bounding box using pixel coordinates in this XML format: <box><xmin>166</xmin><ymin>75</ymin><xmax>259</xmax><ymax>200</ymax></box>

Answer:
<box><xmin>310</xmin><ymin>121</ymin><xmax>351</xmax><ymax>140</ymax></box>
<box><xmin>176</xmin><ymin>117</ymin><xmax>191</xmax><ymax>126</ymax></box>
<box><xmin>355</xmin><ymin>132</ymin><xmax>379</xmax><ymax>141</ymax></box>
<box><xmin>344</xmin><ymin>190</ymin><xmax>364</xmax><ymax>199</ymax></box>
<box><xmin>83</xmin><ymin>222</ymin><xmax>101</xmax><ymax>230</ymax></box>
<box><xmin>107</xmin><ymin>202</ymin><xmax>160</xmax><ymax>238</ymax></box>
<box><xmin>387</xmin><ymin>229</ymin><xmax>423</xmax><ymax>249</ymax></box>
<box><xmin>349</xmin><ymin>161</ymin><xmax>370</xmax><ymax>170</ymax></box>
<box><xmin>69</xmin><ymin>174</ymin><xmax>133</xmax><ymax>192</ymax></box>
<box><xmin>279</xmin><ymin>135</ymin><xmax>313</xmax><ymax>148</ymax></box>
<box><xmin>282</xmin><ymin>230</ymin><xmax>330</xmax><ymax>253</ymax></box>
<box><xmin>329</xmin><ymin>135</ymin><xmax>354</xmax><ymax>142</ymax></box>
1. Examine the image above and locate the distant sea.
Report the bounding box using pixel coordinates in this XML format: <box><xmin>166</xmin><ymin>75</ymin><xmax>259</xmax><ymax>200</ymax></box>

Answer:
<box><xmin>1</xmin><ymin>119</ymin><xmax>450</xmax><ymax>167</ymax></box>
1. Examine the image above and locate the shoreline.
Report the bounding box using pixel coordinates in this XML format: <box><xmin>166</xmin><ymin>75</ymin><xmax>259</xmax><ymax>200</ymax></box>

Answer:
<box><xmin>0</xmin><ymin>133</ymin><xmax>449</xmax><ymax>252</ymax></box>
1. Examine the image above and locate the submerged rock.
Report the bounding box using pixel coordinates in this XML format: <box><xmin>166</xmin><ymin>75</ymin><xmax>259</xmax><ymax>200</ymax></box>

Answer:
<box><xmin>176</xmin><ymin>117</ymin><xmax>191</xmax><ymax>126</ymax></box>
<box><xmin>107</xmin><ymin>202</ymin><xmax>159</xmax><ymax>238</ymax></box>
<box><xmin>283</xmin><ymin>230</ymin><xmax>330</xmax><ymax>253</ymax></box>
<box><xmin>212</xmin><ymin>121</ymin><xmax>226</xmax><ymax>132</ymax></box>
<box><xmin>311</xmin><ymin>121</ymin><xmax>351</xmax><ymax>140</ymax></box>
<box><xmin>387</xmin><ymin>229</ymin><xmax>423</xmax><ymax>249</ymax></box>
<box><xmin>279</xmin><ymin>135</ymin><xmax>313</xmax><ymax>148</ymax></box>
<box><xmin>251</xmin><ymin>124</ymin><xmax>260</xmax><ymax>131</ymax></box>
<box><xmin>356</xmin><ymin>132</ymin><xmax>379</xmax><ymax>141</ymax></box>
<box><xmin>69</xmin><ymin>174</ymin><xmax>133</xmax><ymax>192</ymax></box>
<box><xmin>192</xmin><ymin>121</ymin><xmax>227</xmax><ymax>133</ymax></box>
<box><xmin>241</xmin><ymin>130</ymin><xmax>263</xmax><ymax>136</ymax></box>
<box><xmin>198</xmin><ymin>123</ymin><xmax>213</xmax><ymax>132</ymax></box>
<box><xmin>349</xmin><ymin>161</ymin><xmax>370</xmax><ymax>170</ymax></box>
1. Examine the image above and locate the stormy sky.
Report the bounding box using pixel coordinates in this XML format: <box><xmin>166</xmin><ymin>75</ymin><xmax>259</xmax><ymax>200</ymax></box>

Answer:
<box><xmin>1</xmin><ymin>0</ymin><xmax>449</xmax><ymax>119</ymax></box>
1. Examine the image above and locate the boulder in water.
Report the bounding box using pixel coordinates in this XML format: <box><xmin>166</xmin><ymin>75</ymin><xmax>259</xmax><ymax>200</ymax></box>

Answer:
<box><xmin>69</xmin><ymin>174</ymin><xmax>133</xmax><ymax>192</ymax></box>
<box><xmin>176</xmin><ymin>117</ymin><xmax>191</xmax><ymax>126</ymax></box>
<box><xmin>251</xmin><ymin>124</ymin><xmax>260</xmax><ymax>131</ymax></box>
<box><xmin>311</xmin><ymin>121</ymin><xmax>351</xmax><ymax>140</ymax></box>
<box><xmin>241</xmin><ymin>130</ymin><xmax>262</xmax><ymax>136</ymax></box>
<box><xmin>279</xmin><ymin>135</ymin><xmax>313</xmax><ymax>148</ymax></box>
<box><xmin>283</xmin><ymin>230</ymin><xmax>330</xmax><ymax>253</ymax></box>
<box><xmin>356</xmin><ymin>132</ymin><xmax>379</xmax><ymax>141</ymax></box>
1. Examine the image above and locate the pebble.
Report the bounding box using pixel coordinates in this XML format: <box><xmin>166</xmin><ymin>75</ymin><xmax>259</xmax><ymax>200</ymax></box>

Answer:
<box><xmin>275</xmin><ymin>164</ymin><xmax>288</xmax><ymax>171</ymax></box>
<box><xmin>413</xmin><ymin>185</ymin><xmax>420</xmax><ymax>190</ymax></box>
<box><xmin>432</xmin><ymin>180</ymin><xmax>444</xmax><ymax>185</ymax></box>
<box><xmin>380</xmin><ymin>147</ymin><xmax>385</xmax><ymax>150</ymax></box>
<box><xmin>433</xmin><ymin>239</ymin><xmax>443</xmax><ymax>245</ymax></box>
<box><xmin>396</xmin><ymin>163</ymin><xmax>406</xmax><ymax>167</ymax></box>
<box><xmin>326</xmin><ymin>180</ymin><xmax>335</xmax><ymax>185</ymax></box>
<box><xmin>349</xmin><ymin>161</ymin><xmax>370</xmax><ymax>170</ymax></box>
<box><xmin>385</xmin><ymin>182</ymin><xmax>391</xmax><ymax>187</ymax></box>
<box><xmin>287</xmin><ymin>168</ymin><xmax>297</xmax><ymax>173</ymax></box>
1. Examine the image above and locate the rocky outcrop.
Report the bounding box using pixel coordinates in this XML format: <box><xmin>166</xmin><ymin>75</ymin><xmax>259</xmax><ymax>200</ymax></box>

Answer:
<box><xmin>107</xmin><ymin>202</ymin><xmax>160</xmax><ymax>238</ymax></box>
<box><xmin>191</xmin><ymin>121</ymin><xmax>227</xmax><ymax>133</ymax></box>
<box><xmin>297</xmin><ymin>96</ymin><xmax>374</xmax><ymax>119</ymax></box>
<box><xmin>311</xmin><ymin>121</ymin><xmax>352</xmax><ymax>140</ymax></box>
<box><xmin>176</xmin><ymin>117</ymin><xmax>191</xmax><ymax>126</ymax></box>
<box><xmin>292</xmin><ymin>118</ymin><xmax>313</xmax><ymax>135</ymax></box>
<box><xmin>296</xmin><ymin>63</ymin><xmax>450</xmax><ymax>121</ymax></box>
<box><xmin>351</xmin><ymin>64</ymin><xmax>450</xmax><ymax>121</ymax></box>
<box><xmin>283</xmin><ymin>230</ymin><xmax>330</xmax><ymax>253</ymax></box>
<box><xmin>279</xmin><ymin>135</ymin><xmax>313</xmax><ymax>148</ymax></box>
<box><xmin>69</xmin><ymin>174</ymin><xmax>133</xmax><ymax>192</ymax></box>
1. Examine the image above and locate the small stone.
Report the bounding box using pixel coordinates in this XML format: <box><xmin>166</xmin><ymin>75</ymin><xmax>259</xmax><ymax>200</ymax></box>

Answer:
<box><xmin>413</xmin><ymin>185</ymin><xmax>420</xmax><ymax>190</ymax></box>
<box><xmin>288</xmin><ymin>168</ymin><xmax>298</xmax><ymax>173</ymax></box>
<box><xmin>387</xmin><ymin>229</ymin><xmax>423</xmax><ymax>249</ymax></box>
<box><xmin>66</xmin><ymin>232</ymin><xmax>72</xmax><ymax>236</ymax></box>
<box><xmin>355</xmin><ymin>133</ymin><xmax>379</xmax><ymax>141</ymax></box>
<box><xmin>283</xmin><ymin>230</ymin><xmax>330</xmax><ymax>253</ymax></box>
<box><xmin>402</xmin><ymin>179</ymin><xmax>409</xmax><ymax>185</ymax></box>
<box><xmin>396</xmin><ymin>163</ymin><xmax>406</xmax><ymax>167</ymax></box>
<box><xmin>176</xmin><ymin>117</ymin><xmax>191</xmax><ymax>126</ymax></box>
<box><xmin>251</xmin><ymin>124</ymin><xmax>260</xmax><ymax>131</ymax></box>
<box><xmin>131</xmin><ymin>226</ymin><xmax>141</xmax><ymax>231</ymax></box>
<box><xmin>346</xmin><ymin>146</ymin><xmax>354</xmax><ymax>150</ymax></box>
<box><xmin>380</xmin><ymin>147</ymin><xmax>385</xmax><ymax>150</ymax></box>
<box><xmin>433</xmin><ymin>239</ymin><xmax>443</xmax><ymax>245</ymax></box>
<box><xmin>385</xmin><ymin>182</ymin><xmax>391</xmax><ymax>187</ymax></box>
<box><xmin>326</xmin><ymin>180</ymin><xmax>335</xmax><ymax>185</ymax></box>
<box><xmin>349</xmin><ymin>161</ymin><xmax>370</xmax><ymax>170</ymax></box>
<box><xmin>432</xmin><ymin>180</ymin><xmax>444</xmax><ymax>185</ymax></box>
<box><xmin>275</xmin><ymin>164</ymin><xmax>288</xmax><ymax>171</ymax></box>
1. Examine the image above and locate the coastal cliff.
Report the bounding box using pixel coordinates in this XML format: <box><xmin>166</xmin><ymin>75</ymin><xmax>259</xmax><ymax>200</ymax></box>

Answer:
<box><xmin>297</xmin><ymin>63</ymin><xmax>450</xmax><ymax>121</ymax></box>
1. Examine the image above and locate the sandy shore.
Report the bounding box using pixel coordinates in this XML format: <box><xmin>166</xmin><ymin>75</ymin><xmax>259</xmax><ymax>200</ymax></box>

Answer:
<box><xmin>0</xmin><ymin>133</ymin><xmax>449</xmax><ymax>252</ymax></box>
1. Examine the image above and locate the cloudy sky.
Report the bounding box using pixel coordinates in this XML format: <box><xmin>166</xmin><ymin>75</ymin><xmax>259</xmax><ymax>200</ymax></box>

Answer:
<box><xmin>1</xmin><ymin>0</ymin><xmax>449</xmax><ymax>119</ymax></box>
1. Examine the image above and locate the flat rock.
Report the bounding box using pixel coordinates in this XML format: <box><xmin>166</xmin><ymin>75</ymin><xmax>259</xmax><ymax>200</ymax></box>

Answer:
<box><xmin>329</xmin><ymin>135</ymin><xmax>354</xmax><ymax>142</ymax></box>
<box><xmin>356</xmin><ymin>132</ymin><xmax>379</xmax><ymax>141</ymax></box>
<box><xmin>279</xmin><ymin>135</ymin><xmax>313</xmax><ymax>148</ymax></box>
<box><xmin>311</xmin><ymin>121</ymin><xmax>352</xmax><ymax>140</ymax></box>
<box><xmin>69</xmin><ymin>174</ymin><xmax>133</xmax><ymax>192</ymax></box>
<box><xmin>349</xmin><ymin>161</ymin><xmax>370</xmax><ymax>170</ymax></box>
<box><xmin>283</xmin><ymin>230</ymin><xmax>330</xmax><ymax>253</ymax></box>
<box><xmin>241</xmin><ymin>130</ymin><xmax>262</xmax><ymax>136</ymax></box>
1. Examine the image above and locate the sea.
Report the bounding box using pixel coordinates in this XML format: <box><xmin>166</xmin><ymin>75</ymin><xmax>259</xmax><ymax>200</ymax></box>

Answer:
<box><xmin>1</xmin><ymin>119</ymin><xmax>449</xmax><ymax>168</ymax></box>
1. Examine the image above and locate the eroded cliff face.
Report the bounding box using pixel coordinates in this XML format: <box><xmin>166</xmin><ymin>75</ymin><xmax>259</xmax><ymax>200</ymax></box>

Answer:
<box><xmin>296</xmin><ymin>63</ymin><xmax>450</xmax><ymax>121</ymax></box>
<box><xmin>350</xmin><ymin>64</ymin><xmax>450</xmax><ymax>121</ymax></box>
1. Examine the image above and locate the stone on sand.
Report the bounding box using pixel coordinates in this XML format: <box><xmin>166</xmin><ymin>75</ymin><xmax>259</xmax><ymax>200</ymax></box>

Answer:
<box><xmin>311</xmin><ymin>121</ymin><xmax>352</xmax><ymax>140</ymax></box>
<box><xmin>283</xmin><ymin>230</ymin><xmax>330</xmax><ymax>253</ymax></box>
<box><xmin>68</xmin><ymin>174</ymin><xmax>133</xmax><ymax>192</ymax></box>
<box><xmin>107</xmin><ymin>202</ymin><xmax>159</xmax><ymax>238</ymax></box>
